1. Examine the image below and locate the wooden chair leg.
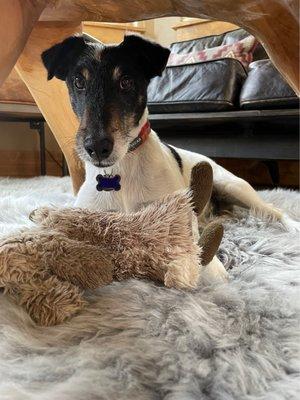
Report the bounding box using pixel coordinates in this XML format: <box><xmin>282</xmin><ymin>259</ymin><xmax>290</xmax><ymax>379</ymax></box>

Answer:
<box><xmin>15</xmin><ymin>22</ymin><xmax>85</xmax><ymax>194</ymax></box>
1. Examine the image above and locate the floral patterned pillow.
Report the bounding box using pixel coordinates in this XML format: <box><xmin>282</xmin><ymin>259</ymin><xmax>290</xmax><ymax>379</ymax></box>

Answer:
<box><xmin>167</xmin><ymin>35</ymin><xmax>258</xmax><ymax>68</ymax></box>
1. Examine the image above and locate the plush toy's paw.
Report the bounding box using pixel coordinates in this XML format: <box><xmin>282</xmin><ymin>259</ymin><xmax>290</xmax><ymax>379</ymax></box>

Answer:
<box><xmin>13</xmin><ymin>276</ymin><xmax>87</xmax><ymax>326</ymax></box>
<box><xmin>164</xmin><ymin>256</ymin><xmax>200</xmax><ymax>290</ymax></box>
<box><xmin>200</xmin><ymin>256</ymin><xmax>229</xmax><ymax>285</ymax></box>
<box><xmin>0</xmin><ymin>236</ymin><xmax>40</xmax><ymax>286</ymax></box>
<box><xmin>29</xmin><ymin>207</ymin><xmax>53</xmax><ymax>223</ymax></box>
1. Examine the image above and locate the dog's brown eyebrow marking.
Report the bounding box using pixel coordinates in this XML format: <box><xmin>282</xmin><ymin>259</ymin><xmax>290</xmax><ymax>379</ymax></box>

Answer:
<box><xmin>81</xmin><ymin>68</ymin><xmax>90</xmax><ymax>81</ymax></box>
<box><xmin>113</xmin><ymin>66</ymin><xmax>122</xmax><ymax>80</ymax></box>
<box><xmin>79</xmin><ymin>109</ymin><xmax>88</xmax><ymax>131</ymax></box>
<box><xmin>93</xmin><ymin>45</ymin><xmax>104</xmax><ymax>61</ymax></box>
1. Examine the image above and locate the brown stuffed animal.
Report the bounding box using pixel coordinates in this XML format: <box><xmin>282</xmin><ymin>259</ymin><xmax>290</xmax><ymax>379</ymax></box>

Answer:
<box><xmin>0</xmin><ymin>162</ymin><xmax>223</xmax><ymax>326</ymax></box>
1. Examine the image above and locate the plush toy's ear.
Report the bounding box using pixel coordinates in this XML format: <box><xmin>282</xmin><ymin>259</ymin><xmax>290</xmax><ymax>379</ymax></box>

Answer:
<box><xmin>121</xmin><ymin>34</ymin><xmax>170</xmax><ymax>79</ymax></box>
<box><xmin>198</xmin><ymin>222</ymin><xmax>224</xmax><ymax>266</ymax></box>
<box><xmin>41</xmin><ymin>36</ymin><xmax>87</xmax><ymax>81</ymax></box>
<box><xmin>190</xmin><ymin>162</ymin><xmax>213</xmax><ymax>216</ymax></box>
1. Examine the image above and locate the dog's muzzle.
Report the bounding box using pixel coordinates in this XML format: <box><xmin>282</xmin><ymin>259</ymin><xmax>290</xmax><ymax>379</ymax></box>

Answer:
<box><xmin>84</xmin><ymin>137</ymin><xmax>114</xmax><ymax>163</ymax></box>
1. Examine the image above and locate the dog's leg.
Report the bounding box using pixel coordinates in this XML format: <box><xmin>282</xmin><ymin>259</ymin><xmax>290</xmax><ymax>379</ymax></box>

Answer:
<box><xmin>212</xmin><ymin>166</ymin><xmax>299</xmax><ymax>232</ymax></box>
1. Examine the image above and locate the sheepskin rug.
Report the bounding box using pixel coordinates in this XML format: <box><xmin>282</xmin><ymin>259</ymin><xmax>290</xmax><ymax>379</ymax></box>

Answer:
<box><xmin>0</xmin><ymin>176</ymin><xmax>299</xmax><ymax>400</ymax></box>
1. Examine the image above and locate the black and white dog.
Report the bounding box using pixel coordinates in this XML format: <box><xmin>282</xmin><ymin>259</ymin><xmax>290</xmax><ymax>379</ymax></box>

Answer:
<box><xmin>42</xmin><ymin>34</ymin><xmax>298</xmax><ymax>280</ymax></box>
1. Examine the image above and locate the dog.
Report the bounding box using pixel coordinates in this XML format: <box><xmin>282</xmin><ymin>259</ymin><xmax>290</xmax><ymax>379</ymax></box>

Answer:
<box><xmin>41</xmin><ymin>34</ymin><xmax>298</xmax><ymax>280</ymax></box>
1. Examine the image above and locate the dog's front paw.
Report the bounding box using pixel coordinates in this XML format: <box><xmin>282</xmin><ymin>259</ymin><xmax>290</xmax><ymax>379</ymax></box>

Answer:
<box><xmin>29</xmin><ymin>207</ymin><xmax>53</xmax><ymax>223</ymax></box>
<box><xmin>281</xmin><ymin>214</ymin><xmax>300</xmax><ymax>233</ymax></box>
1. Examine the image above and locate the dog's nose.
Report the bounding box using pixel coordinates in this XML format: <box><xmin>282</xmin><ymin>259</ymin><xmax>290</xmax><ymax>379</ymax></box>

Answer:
<box><xmin>98</xmin><ymin>138</ymin><xmax>114</xmax><ymax>159</ymax></box>
<box><xmin>84</xmin><ymin>137</ymin><xmax>114</xmax><ymax>161</ymax></box>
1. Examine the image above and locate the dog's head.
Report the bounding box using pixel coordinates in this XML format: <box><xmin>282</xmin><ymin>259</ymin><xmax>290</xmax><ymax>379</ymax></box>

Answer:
<box><xmin>41</xmin><ymin>34</ymin><xmax>170</xmax><ymax>167</ymax></box>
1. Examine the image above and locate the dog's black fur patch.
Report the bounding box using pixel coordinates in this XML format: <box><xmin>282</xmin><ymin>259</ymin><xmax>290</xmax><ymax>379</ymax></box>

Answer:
<box><xmin>164</xmin><ymin>143</ymin><xmax>183</xmax><ymax>173</ymax></box>
<box><xmin>41</xmin><ymin>35</ymin><xmax>170</xmax><ymax>167</ymax></box>
<box><xmin>120</xmin><ymin>35</ymin><xmax>170</xmax><ymax>79</ymax></box>
<box><xmin>41</xmin><ymin>36</ymin><xmax>87</xmax><ymax>81</ymax></box>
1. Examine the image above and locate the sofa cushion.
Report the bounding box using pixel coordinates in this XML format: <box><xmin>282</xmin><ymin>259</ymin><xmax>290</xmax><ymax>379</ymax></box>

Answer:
<box><xmin>168</xmin><ymin>35</ymin><xmax>257</xmax><ymax>68</ymax></box>
<box><xmin>148</xmin><ymin>58</ymin><xmax>247</xmax><ymax>113</ymax></box>
<box><xmin>240</xmin><ymin>60</ymin><xmax>299</xmax><ymax>110</ymax></box>
<box><xmin>170</xmin><ymin>28</ymin><xmax>268</xmax><ymax>62</ymax></box>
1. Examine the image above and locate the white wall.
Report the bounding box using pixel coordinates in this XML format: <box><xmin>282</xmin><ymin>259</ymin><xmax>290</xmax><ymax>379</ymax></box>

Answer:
<box><xmin>151</xmin><ymin>17</ymin><xmax>181</xmax><ymax>47</ymax></box>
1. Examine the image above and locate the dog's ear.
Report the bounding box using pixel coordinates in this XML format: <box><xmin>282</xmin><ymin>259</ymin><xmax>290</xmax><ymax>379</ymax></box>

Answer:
<box><xmin>121</xmin><ymin>35</ymin><xmax>170</xmax><ymax>79</ymax></box>
<box><xmin>41</xmin><ymin>36</ymin><xmax>87</xmax><ymax>81</ymax></box>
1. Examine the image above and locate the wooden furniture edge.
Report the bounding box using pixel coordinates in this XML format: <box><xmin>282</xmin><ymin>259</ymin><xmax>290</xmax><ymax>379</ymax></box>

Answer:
<box><xmin>83</xmin><ymin>21</ymin><xmax>145</xmax><ymax>32</ymax></box>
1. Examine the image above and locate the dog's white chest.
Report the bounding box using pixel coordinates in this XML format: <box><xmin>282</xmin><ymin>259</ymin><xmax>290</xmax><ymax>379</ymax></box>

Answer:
<box><xmin>75</xmin><ymin>165</ymin><xmax>184</xmax><ymax>212</ymax></box>
<box><xmin>75</xmin><ymin>135</ymin><xmax>186</xmax><ymax>213</ymax></box>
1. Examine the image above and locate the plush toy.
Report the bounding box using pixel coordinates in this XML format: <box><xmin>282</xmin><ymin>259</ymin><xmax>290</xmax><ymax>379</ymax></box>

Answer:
<box><xmin>0</xmin><ymin>162</ymin><xmax>224</xmax><ymax>326</ymax></box>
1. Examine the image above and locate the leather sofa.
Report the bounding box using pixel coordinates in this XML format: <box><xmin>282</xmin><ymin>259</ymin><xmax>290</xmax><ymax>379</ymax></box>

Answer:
<box><xmin>147</xmin><ymin>29</ymin><xmax>299</xmax><ymax>168</ymax></box>
<box><xmin>240</xmin><ymin>60</ymin><xmax>299</xmax><ymax>110</ymax></box>
<box><xmin>148</xmin><ymin>28</ymin><xmax>298</xmax><ymax>113</ymax></box>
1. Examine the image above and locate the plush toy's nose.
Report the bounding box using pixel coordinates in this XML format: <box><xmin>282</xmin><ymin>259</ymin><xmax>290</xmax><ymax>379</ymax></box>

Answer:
<box><xmin>84</xmin><ymin>137</ymin><xmax>114</xmax><ymax>162</ymax></box>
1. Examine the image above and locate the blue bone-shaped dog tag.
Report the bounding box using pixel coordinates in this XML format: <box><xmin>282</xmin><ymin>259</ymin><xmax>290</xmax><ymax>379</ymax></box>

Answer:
<box><xmin>96</xmin><ymin>174</ymin><xmax>121</xmax><ymax>191</ymax></box>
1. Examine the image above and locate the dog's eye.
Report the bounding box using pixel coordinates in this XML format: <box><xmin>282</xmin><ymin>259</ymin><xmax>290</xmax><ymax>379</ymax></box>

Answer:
<box><xmin>120</xmin><ymin>76</ymin><xmax>133</xmax><ymax>91</ymax></box>
<box><xmin>74</xmin><ymin>76</ymin><xmax>86</xmax><ymax>90</ymax></box>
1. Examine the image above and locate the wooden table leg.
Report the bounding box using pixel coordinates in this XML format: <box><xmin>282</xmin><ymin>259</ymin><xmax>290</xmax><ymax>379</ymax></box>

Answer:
<box><xmin>38</xmin><ymin>0</ymin><xmax>299</xmax><ymax>94</ymax></box>
<box><xmin>15</xmin><ymin>22</ymin><xmax>85</xmax><ymax>194</ymax></box>
<box><xmin>0</xmin><ymin>0</ymin><xmax>47</xmax><ymax>86</ymax></box>
<box><xmin>239</xmin><ymin>0</ymin><xmax>299</xmax><ymax>94</ymax></box>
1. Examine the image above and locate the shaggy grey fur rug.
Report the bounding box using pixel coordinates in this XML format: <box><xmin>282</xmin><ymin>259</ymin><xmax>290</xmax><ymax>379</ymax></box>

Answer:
<box><xmin>0</xmin><ymin>177</ymin><xmax>299</xmax><ymax>400</ymax></box>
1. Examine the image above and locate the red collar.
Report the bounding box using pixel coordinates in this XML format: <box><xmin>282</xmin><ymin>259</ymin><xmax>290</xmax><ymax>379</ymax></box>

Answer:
<box><xmin>128</xmin><ymin>120</ymin><xmax>151</xmax><ymax>152</ymax></box>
